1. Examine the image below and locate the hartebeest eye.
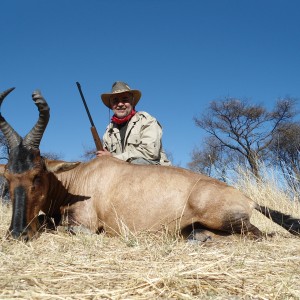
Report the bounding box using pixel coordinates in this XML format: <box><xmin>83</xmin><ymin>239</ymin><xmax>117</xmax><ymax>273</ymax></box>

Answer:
<box><xmin>33</xmin><ymin>175</ymin><xmax>42</xmax><ymax>187</ymax></box>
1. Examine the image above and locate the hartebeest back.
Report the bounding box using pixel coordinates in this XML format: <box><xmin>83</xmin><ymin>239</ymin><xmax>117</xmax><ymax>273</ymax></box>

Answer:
<box><xmin>1</xmin><ymin>88</ymin><xmax>300</xmax><ymax>241</ymax></box>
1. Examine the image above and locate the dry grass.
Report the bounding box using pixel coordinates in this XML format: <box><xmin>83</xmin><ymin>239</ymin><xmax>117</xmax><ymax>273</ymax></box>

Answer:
<box><xmin>0</xmin><ymin>169</ymin><xmax>300</xmax><ymax>300</ymax></box>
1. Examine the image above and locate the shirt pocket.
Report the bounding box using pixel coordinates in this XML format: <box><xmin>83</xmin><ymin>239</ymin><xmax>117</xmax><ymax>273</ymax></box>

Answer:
<box><xmin>127</xmin><ymin>133</ymin><xmax>141</xmax><ymax>146</ymax></box>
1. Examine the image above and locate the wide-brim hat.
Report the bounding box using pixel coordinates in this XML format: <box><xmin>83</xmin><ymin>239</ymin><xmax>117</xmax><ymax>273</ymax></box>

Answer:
<box><xmin>101</xmin><ymin>81</ymin><xmax>142</xmax><ymax>109</ymax></box>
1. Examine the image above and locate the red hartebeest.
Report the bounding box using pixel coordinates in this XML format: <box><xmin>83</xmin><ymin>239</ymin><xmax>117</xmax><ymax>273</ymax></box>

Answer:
<box><xmin>0</xmin><ymin>87</ymin><xmax>299</xmax><ymax>241</ymax></box>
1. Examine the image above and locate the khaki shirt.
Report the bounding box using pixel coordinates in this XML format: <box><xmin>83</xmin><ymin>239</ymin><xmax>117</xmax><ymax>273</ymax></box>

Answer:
<box><xmin>103</xmin><ymin>111</ymin><xmax>171</xmax><ymax>166</ymax></box>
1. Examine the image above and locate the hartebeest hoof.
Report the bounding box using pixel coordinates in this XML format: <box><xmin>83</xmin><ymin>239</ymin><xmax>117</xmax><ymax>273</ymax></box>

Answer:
<box><xmin>187</xmin><ymin>229</ymin><xmax>213</xmax><ymax>243</ymax></box>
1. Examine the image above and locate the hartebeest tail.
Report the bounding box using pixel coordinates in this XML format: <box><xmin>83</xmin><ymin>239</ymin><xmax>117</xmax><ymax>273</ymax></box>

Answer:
<box><xmin>256</xmin><ymin>204</ymin><xmax>300</xmax><ymax>235</ymax></box>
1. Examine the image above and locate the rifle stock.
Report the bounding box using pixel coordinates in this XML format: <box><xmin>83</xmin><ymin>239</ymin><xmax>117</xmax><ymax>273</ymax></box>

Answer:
<box><xmin>91</xmin><ymin>126</ymin><xmax>104</xmax><ymax>151</ymax></box>
<box><xmin>76</xmin><ymin>82</ymin><xmax>104</xmax><ymax>151</ymax></box>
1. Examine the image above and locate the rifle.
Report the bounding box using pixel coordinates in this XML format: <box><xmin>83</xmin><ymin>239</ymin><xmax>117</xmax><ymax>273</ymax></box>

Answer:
<box><xmin>76</xmin><ymin>82</ymin><xmax>104</xmax><ymax>151</ymax></box>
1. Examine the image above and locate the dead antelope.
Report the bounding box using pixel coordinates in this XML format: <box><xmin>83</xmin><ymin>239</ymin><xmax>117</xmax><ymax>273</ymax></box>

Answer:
<box><xmin>0</xmin><ymin>87</ymin><xmax>299</xmax><ymax>241</ymax></box>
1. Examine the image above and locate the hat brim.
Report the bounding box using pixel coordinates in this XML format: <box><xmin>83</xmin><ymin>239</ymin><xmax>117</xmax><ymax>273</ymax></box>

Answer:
<box><xmin>101</xmin><ymin>90</ymin><xmax>141</xmax><ymax>109</ymax></box>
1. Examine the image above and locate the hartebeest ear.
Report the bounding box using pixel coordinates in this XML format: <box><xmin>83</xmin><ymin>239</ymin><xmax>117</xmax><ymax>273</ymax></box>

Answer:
<box><xmin>44</xmin><ymin>160</ymin><xmax>81</xmax><ymax>174</ymax></box>
<box><xmin>0</xmin><ymin>164</ymin><xmax>6</xmax><ymax>176</ymax></box>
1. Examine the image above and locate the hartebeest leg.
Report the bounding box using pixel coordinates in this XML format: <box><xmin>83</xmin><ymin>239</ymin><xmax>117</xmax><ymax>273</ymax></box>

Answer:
<box><xmin>182</xmin><ymin>223</ymin><xmax>231</xmax><ymax>242</ymax></box>
<box><xmin>222</xmin><ymin>215</ymin><xmax>263</xmax><ymax>239</ymax></box>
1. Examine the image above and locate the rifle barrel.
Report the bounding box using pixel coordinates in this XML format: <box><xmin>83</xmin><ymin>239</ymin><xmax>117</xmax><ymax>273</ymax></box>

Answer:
<box><xmin>76</xmin><ymin>82</ymin><xmax>95</xmax><ymax>127</ymax></box>
<box><xmin>76</xmin><ymin>82</ymin><xmax>104</xmax><ymax>151</ymax></box>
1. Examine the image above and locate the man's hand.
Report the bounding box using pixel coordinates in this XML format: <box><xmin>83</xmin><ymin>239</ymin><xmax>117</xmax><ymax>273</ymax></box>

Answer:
<box><xmin>96</xmin><ymin>149</ymin><xmax>112</xmax><ymax>157</ymax></box>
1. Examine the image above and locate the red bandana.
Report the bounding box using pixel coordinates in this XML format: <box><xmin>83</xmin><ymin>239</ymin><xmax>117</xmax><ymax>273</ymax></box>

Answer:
<box><xmin>111</xmin><ymin>109</ymin><xmax>136</xmax><ymax>125</ymax></box>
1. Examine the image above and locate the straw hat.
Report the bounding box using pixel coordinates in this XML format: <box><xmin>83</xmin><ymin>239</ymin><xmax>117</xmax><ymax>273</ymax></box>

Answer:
<box><xmin>101</xmin><ymin>81</ymin><xmax>142</xmax><ymax>108</ymax></box>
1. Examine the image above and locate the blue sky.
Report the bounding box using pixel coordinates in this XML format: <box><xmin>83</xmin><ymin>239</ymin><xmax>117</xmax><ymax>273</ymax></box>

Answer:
<box><xmin>1</xmin><ymin>0</ymin><xmax>300</xmax><ymax>167</ymax></box>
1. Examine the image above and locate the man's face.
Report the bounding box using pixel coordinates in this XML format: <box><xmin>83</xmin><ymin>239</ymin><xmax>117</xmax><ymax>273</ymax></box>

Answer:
<box><xmin>110</xmin><ymin>92</ymin><xmax>134</xmax><ymax>118</ymax></box>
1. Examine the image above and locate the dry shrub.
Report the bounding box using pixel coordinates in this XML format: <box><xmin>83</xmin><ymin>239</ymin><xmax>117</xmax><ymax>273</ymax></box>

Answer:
<box><xmin>233</xmin><ymin>165</ymin><xmax>300</xmax><ymax>235</ymax></box>
<box><xmin>0</xmin><ymin>167</ymin><xmax>300</xmax><ymax>299</ymax></box>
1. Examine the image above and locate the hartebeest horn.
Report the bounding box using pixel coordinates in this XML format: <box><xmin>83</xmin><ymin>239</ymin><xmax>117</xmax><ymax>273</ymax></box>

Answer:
<box><xmin>0</xmin><ymin>88</ymin><xmax>22</xmax><ymax>150</ymax></box>
<box><xmin>23</xmin><ymin>90</ymin><xmax>50</xmax><ymax>150</ymax></box>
